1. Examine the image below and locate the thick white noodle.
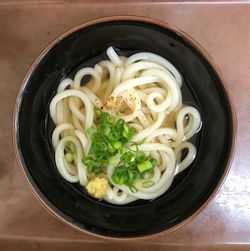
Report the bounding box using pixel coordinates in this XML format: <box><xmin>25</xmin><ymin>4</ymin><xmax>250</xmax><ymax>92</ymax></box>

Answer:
<box><xmin>50</xmin><ymin>89</ymin><xmax>94</xmax><ymax>130</ymax></box>
<box><xmin>74</xmin><ymin>130</ymin><xmax>88</xmax><ymax>154</ymax></box>
<box><xmin>145</xmin><ymin>128</ymin><xmax>178</xmax><ymax>143</ymax></box>
<box><xmin>171</xmin><ymin>106</ymin><xmax>201</xmax><ymax>147</ymax></box>
<box><xmin>52</xmin><ymin>123</ymin><xmax>74</xmax><ymax>148</ymax></box>
<box><xmin>106</xmin><ymin>47</ymin><xmax>122</xmax><ymax>67</ymax></box>
<box><xmin>125</xmin><ymin>52</ymin><xmax>182</xmax><ymax>86</ymax></box>
<box><xmin>140</xmin><ymin>69</ymin><xmax>180</xmax><ymax>112</ymax></box>
<box><xmin>55</xmin><ymin>79</ymin><xmax>73</xmax><ymax>126</ymax></box>
<box><xmin>111</xmin><ymin>75</ymin><xmax>160</xmax><ymax>97</ymax></box>
<box><xmin>105</xmin><ymin>186</ymin><xmax>137</xmax><ymax>205</ymax></box>
<box><xmin>55</xmin><ymin>136</ymin><xmax>87</xmax><ymax>185</ymax></box>
<box><xmin>81</xmin><ymin>86</ymin><xmax>102</xmax><ymax>108</ymax></box>
<box><xmin>121</xmin><ymin>61</ymin><xmax>165</xmax><ymax>81</ymax></box>
<box><xmin>99</xmin><ymin>60</ymin><xmax>116</xmax><ymax>101</ymax></box>
<box><xmin>174</xmin><ymin>141</ymin><xmax>196</xmax><ymax>174</ymax></box>
<box><xmin>57</xmin><ymin>78</ymin><xmax>72</xmax><ymax>92</ymax></box>
<box><xmin>72</xmin><ymin>114</ymin><xmax>85</xmax><ymax>131</ymax></box>
<box><xmin>49</xmin><ymin>46</ymin><xmax>201</xmax><ymax>205</ymax></box>
<box><xmin>73</xmin><ymin>67</ymin><xmax>101</xmax><ymax>93</ymax></box>
<box><xmin>94</xmin><ymin>64</ymin><xmax>103</xmax><ymax>75</ymax></box>
<box><xmin>133</xmin><ymin>112</ymin><xmax>165</xmax><ymax>142</ymax></box>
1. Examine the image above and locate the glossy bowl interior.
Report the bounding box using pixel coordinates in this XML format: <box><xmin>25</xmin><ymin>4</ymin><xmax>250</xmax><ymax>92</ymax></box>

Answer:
<box><xmin>14</xmin><ymin>16</ymin><xmax>236</xmax><ymax>239</ymax></box>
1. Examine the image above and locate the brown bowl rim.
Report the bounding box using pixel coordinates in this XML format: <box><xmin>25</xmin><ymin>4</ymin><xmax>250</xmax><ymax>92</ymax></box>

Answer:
<box><xmin>13</xmin><ymin>15</ymin><xmax>237</xmax><ymax>241</ymax></box>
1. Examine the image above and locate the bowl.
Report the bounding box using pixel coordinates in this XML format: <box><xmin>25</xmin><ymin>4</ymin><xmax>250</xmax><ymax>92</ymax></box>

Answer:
<box><xmin>13</xmin><ymin>16</ymin><xmax>236</xmax><ymax>240</ymax></box>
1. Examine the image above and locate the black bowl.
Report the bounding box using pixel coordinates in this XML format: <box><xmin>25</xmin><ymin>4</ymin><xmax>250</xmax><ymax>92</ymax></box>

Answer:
<box><xmin>13</xmin><ymin>16</ymin><xmax>236</xmax><ymax>240</ymax></box>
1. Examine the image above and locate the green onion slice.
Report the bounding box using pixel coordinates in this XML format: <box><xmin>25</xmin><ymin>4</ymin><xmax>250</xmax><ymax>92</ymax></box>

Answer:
<box><xmin>137</xmin><ymin>160</ymin><xmax>152</xmax><ymax>173</ymax></box>
<box><xmin>142</xmin><ymin>181</ymin><xmax>155</xmax><ymax>188</ymax></box>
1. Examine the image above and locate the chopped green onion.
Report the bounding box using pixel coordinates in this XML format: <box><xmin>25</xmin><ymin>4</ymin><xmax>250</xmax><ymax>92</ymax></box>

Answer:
<box><xmin>87</xmin><ymin>166</ymin><xmax>92</xmax><ymax>173</ymax></box>
<box><xmin>112</xmin><ymin>141</ymin><xmax>122</xmax><ymax>149</ymax></box>
<box><xmin>82</xmin><ymin>109</ymin><xmax>156</xmax><ymax>188</ymax></box>
<box><xmin>128</xmin><ymin>169</ymin><xmax>134</xmax><ymax>185</ymax></box>
<box><xmin>87</xmin><ymin>126</ymin><xmax>95</xmax><ymax>135</ymax></box>
<box><xmin>129</xmin><ymin>185</ymin><xmax>138</xmax><ymax>193</ymax></box>
<box><xmin>136</xmin><ymin>151</ymin><xmax>146</xmax><ymax>162</ymax></box>
<box><xmin>114</xmin><ymin>165</ymin><xmax>127</xmax><ymax>174</ymax></box>
<box><xmin>118</xmin><ymin>176</ymin><xmax>126</xmax><ymax>185</ymax></box>
<box><xmin>94</xmin><ymin>166</ymin><xmax>102</xmax><ymax>174</ymax></box>
<box><xmin>115</xmin><ymin>111</ymin><xmax>121</xmax><ymax>117</ymax></box>
<box><xmin>65</xmin><ymin>141</ymin><xmax>76</xmax><ymax>153</ymax></box>
<box><xmin>109</xmin><ymin>156</ymin><xmax>119</xmax><ymax>165</ymax></box>
<box><xmin>123</xmin><ymin>123</ymin><xmax>129</xmax><ymax>133</ymax></box>
<box><xmin>130</xmin><ymin>127</ymin><xmax>137</xmax><ymax>135</ymax></box>
<box><xmin>112</xmin><ymin>174</ymin><xmax>119</xmax><ymax>184</ymax></box>
<box><xmin>122</xmin><ymin>130</ymin><xmax>129</xmax><ymax>139</ymax></box>
<box><xmin>151</xmin><ymin>158</ymin><xmax>158</xmax><ymax>168</ymax></box>
<box><xmin>94</xmin><ymin>108</ymin><xmax>102</xmax><ymax>117</ymax></box>
<box><xmin>108</xmin><ymin>130</ymin><xmax>120</xmax><ymax>141</ymax></box>
<box><xmin>119</xmin><ymin>147</ymin><xmax>125</xmax><ymax>155</ymax></box>
<box><xmin>116</xmin><ymin>118</ymin><xmax>124</xmax><ymax>129</ymax></box>
<box><xmin>94</xmin><ymin>142</ymin><xmax>107</xmax><ymax>152</ymax></box>
<box><xmin>82</xmin><ymin>156</ymin><xmax>93</xmax><ymax>162</ymax></box>
<box><xmin>101</xmin><ymin>112</ymin><xmax>110</xmax><ymax>123</ymax></box>
<box><xmin>108</xmin><ymin>144</ymin><xmax>116</xmax><ymax>153</ymax></box>
<box><xmin>132</xmin><ymin>170</ymin><xmax>139</xmax><ymax>179</ymax></box>
<box><xmin>103</xmin><ymin>126</ymin><xmax>111</xmax><ymax>135</ymax></box>
<box><xmin>98</xmin><ymin>154</ymin><xmax>109</xmax><ymax>163</ymax></box>
<box><xmin>137</xmin><ymin>160</ymin><xmax>153</xmax><ymax>173</ymax></box>
<box><xmin>121</xmin><ymin>152</ymin><xmax>135</xmax><ymax>164</ymax></box>
<box><xmin>65</xmin><ymin>152</ymin><xmax>74</xmax><ymax>163</ymax></box>
<box><xmin>142</xmin><ymin>181</ymin><xmax>155</xmax><ymax>188</ymax></box>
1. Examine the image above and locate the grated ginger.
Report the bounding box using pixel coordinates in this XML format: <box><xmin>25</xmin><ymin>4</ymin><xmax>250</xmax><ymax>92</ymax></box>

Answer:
<box><xmin>86</xmin><ymin>177</ymin><xmax>108</xmax><ymax>199</ymax></box>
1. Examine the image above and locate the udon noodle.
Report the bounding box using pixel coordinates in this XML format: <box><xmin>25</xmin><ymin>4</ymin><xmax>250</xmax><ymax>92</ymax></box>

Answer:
<box><xmin>49</xmin><ymin>47</ymin><xmax>201</xmax><ymax>205</ymax></box>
